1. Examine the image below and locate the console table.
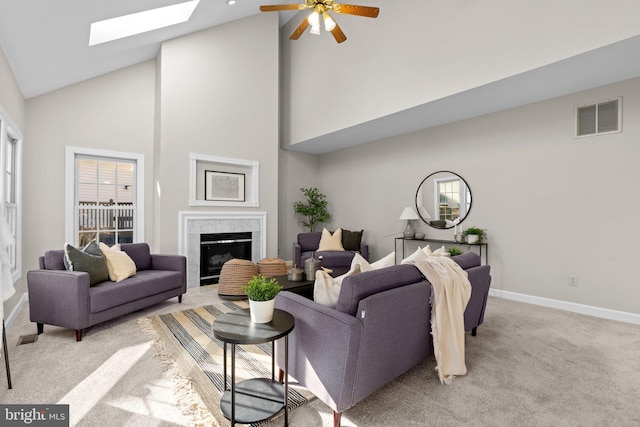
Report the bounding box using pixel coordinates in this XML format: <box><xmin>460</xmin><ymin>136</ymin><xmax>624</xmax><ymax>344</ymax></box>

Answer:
<box><xmin>212</xmin><ymin>308</ymin><xmax>295</xmax><ymax>426</ymax></box>
<box><xmin>395</xmin><ymin>237</ymin><xmax>489</xmax><ymax>265</ymax></box>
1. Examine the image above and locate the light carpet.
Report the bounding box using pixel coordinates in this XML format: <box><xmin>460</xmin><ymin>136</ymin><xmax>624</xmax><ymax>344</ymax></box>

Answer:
<box><xmin>138</xmin><ymin>300</ymin><xmax>313</xmax><ymax>427</ymax></box>
<box><xmin>1</xmin><ymin>285</ymin><xmax>639</xmax><ymax>426</ymax></box>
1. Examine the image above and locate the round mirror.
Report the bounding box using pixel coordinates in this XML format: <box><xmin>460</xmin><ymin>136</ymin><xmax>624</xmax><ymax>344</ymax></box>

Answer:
<box><xmin>415</xmin><ymin>171</ymin><xmax>472</xmax><ymax>229</ymax></box>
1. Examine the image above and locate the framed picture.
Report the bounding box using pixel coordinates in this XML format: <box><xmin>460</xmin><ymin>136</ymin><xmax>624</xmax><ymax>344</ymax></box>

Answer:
<box><xmin>205</xmin><ymin>171</ymin><xmax>245</xmax><ymax>202</ymax></box>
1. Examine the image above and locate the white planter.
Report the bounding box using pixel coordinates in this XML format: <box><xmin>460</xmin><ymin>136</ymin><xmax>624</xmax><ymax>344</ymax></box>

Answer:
<box><xmin>249</xmin><ymin>299</ymin><xmax>275</xmax><ymax>323</ymax></box>
<box><xmin>466</xmin><ymin>234</ymin><xmax>479</xmax><ymax>244</ymax></box>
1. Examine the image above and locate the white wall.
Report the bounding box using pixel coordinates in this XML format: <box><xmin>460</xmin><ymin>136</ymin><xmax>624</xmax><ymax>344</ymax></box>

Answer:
<box><xmin>0</xmin><ymin>45</ymin><xmax>25</xmax><ymax>318</ymax></box>
<box><xmin>156</xmin><ymin>12</ymin><xmax>280</xmax><ymax>256</ymax></box>
<box><xmin>303</xmin><ymin>76</ymin><xmax>640</xmax><ymax>315</ymax></box>
<box><xmin>23</xmin><ymin>61</ymin><xmax>157</xmax><ymax>272</ymax></box>
<box><xmin>281</xmin><ymin>0</ymin><xmax>640</xmax><ymax>148</ymax></box>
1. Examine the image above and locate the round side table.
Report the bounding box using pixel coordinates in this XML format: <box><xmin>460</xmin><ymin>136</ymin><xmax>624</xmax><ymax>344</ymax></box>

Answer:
<box><xmin>212</xmin><ymin>308</ymin><xmax>295</xmax><ymax>426</ymax></box>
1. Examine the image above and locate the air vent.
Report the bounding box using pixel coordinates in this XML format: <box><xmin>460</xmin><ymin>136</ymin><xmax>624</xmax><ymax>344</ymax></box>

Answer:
<box><xmin>576</xmin><ymin>98</ymin><xmax>621</xmax><ymax>137</ymax></box>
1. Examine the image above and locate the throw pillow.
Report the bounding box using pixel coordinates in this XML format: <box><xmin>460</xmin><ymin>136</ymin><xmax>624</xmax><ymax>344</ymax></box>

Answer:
<box><xmin>64</xmin><ymin>242</ymin><xmax>109</xmax><ymax>287</ymax></box>
<box><xmin>351</xmin><ymin>251</ymin><xmax>395</xmax><ymax>273</ymax></box>
<box><xmin>341</xmin><ymin>229</ymin><xmax>363</xmax><ymax>251</ymax></box>
<box><xmin>317</xmin><ymin>228</ymin><xmax>345</xmax><ymax>252</ymax></box>
<box><xmin>400</xmin><ymin>247</ymin><xmax>429</xmax><ymax>264</ymax></box>
<box><xmin>422</xmin><ymin>245</ymin><xmax>450</xmax><ymax>257</ymax></box>
<box><xmin>99</xmin><ymin>242</ymin><xmax>137</xmax><ymax>282</ymax></box>
<box><xmin>314</xmin><ymin>263</ymin><xmax>361</xmax><ymax>308</ymax></box>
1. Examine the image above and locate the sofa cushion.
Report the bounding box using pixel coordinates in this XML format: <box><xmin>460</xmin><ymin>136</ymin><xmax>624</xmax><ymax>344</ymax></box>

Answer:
<box><xmin>336</xmin><ymin>264</ymin><xmax>424</xmax><ymax>316</ymax></box>
<box><xmin>341</xmin><ymin>229</ymin><xmax>363</xmax><ymax>251</ymax></box>
<box><xmin>451</xmin><ymin>252</ymin><xmax>481</xmax><ymax>270</ymax></box>
<box><xmin>64</xmin><ymin>243</ymin><xmax>109</xmax><ymax>287</ymax></box>
<box><xmin>120</xmin><ymin>243</ymin><xmax>152</xmax><ymax>271</ymax></box>
<box><xmin>318</xmin><ymin>228</ymin><xmax>344</xmax><ymax>251</ymax></box>
<box><xmin>43</xmin><ymin>250</ymin><xmax>66</xmax><ymax>270</ymax></box>
<box><xmin>89</xmin><ymin>270</ymin><xmax>183</xmax><ymax>313</ymax></box>
<box><xmin>351</xmin><ymin>252</ymin><xmax>395</xmax><ymax>273</ymax></box>
<box><xmin>99</xmin><ymin>242</ymin><xmax>137</xmax><ymax>282</ymax></box>
<box><xmin>298</xmin><ymin>232</ymin><xmax>322</xmax><ymax>252</ymax></box>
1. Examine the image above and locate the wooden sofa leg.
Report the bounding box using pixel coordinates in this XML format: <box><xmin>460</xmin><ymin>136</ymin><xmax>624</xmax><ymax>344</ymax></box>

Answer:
<box><xmin>333</xmin><ymin>411</ymin><xmax>341</xmax><ymax>427</ymax></box>
<box><xmin>37</xmin><ymin>323</ymin><xmax>44</xmax><ymax>335</ymax></box>
<box><xmin>75</xmin><ymin>330</ymin><xmax>82</xmax><ymax>342</ymax></box>
<box><xmin>471</xmin><ymin>327</ymin><xmax>477</xmax><ymax>336</ymax></box>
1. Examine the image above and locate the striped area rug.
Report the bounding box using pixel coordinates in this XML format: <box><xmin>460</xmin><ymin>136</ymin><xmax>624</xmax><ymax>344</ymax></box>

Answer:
<box><xmin>138</xmin><ymin>301</ymin><xmax>313</xmax><ymax>427</ymax></box>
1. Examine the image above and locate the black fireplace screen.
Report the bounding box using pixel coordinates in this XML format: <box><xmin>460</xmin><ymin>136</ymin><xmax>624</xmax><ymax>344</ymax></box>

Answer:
<box><xmin>200</xmin><ymin>232</ymin><xmax>252</xmax><ymax>285</ymax></box>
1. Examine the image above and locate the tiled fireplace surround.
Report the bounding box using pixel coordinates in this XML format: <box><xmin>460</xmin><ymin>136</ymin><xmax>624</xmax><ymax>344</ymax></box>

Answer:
<box><xmin>179</xmin><ymin>211</ymin><xmax>267</xmax><ymax>288</ymax></box>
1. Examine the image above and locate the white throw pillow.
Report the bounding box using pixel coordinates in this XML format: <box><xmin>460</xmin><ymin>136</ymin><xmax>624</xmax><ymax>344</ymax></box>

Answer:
<box><xmin>314</xmin><ymin>264</ymin><xmax>361</xmax><ymax>308</ymax></box>
<box><xmin>422</xmin><ymin>245</ymin><xmax>450</xmax><ymax>257</ymax></box>
<box><xmin>401</xmin><ymin>247</ymin><xmax>429</xmax><ymax>264</ymax></box>
<box><xmin>351</xmin><ymin>251</ymin><xmax>395</xmax><ymax>272</ymax></box>
<box><xmin>317</xmin><ymin>228</ymin><xmax>345</xmax><ymax>251</ymax></box>
<box><xmin>99</xmin><ymin>242</ymin><xmax>137</xmax><ymax>282</ymax></box>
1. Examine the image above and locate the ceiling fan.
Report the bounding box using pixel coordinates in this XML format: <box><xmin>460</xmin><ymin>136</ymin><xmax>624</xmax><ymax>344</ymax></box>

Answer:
<box><xmin>260</xmin><ymin>0</ymin><xmax>379</xmax><ymax>43</ymax></box>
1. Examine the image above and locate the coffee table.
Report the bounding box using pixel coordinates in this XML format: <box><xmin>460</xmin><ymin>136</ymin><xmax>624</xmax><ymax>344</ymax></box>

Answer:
<box><xmin>272</xmin><ymin>275</ymin><xmax>314</xmax><ymax>300</ymax></box>
<box><xmin>212</xmin><ymin>308</ymin><xmax>295</xmax><ymax>426</ymax></box>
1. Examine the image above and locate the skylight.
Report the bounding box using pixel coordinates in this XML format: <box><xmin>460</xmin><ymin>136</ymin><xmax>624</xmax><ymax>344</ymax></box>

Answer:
<box><xmin>89</xmin><ymin>0</ymin><xmax>200</xmax><ymax>46</ymax></box>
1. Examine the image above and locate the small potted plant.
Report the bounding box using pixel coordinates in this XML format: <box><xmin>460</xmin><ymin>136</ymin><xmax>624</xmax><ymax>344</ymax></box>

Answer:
<box><xmin>243</xmin><ymin>274</ymin><xmax>283</xmax><ymax>323</ymax></box>
<box><xmin>448</xmin><ymin>247</ymin><xmax>463</xmax><ymax>256</ymax></box>
<box><xmin>462</xmin><ymin>227</ymin><xmax>486</xmax><ymax>244</ymax></box>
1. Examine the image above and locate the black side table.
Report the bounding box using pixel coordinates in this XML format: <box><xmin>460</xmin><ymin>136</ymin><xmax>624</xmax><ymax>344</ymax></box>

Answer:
<box><xmin>212</xmin><ymin>308</ymin><xmax>295</xmax><ymax>426</ymax></box>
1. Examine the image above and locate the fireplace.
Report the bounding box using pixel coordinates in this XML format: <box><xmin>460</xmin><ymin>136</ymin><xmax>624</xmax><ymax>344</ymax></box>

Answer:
<box><xmin>200</xmin><ymin>232</ymin><xmax>252</xmax><ymax>285</ymax></box>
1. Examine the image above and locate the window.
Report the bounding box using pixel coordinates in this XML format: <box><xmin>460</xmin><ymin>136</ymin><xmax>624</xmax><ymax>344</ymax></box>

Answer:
<box><xmin>65</xmin><ymin>148</ymin><xmax>144</xmax><ymax>246</ymax></box>
<box><xmin>434</xmin><ymin>176</ymin><xmax>470</xmax><ymax>222</ymax></box>
<box><xmin>576</xmin><ymin>98</ymin><xmax>621</xmax><ymax>137</ymax></box>
<box><xmin>0</xmin><ymin>107</ymin><xmax>22</xmax><ymax>282</ymax></box>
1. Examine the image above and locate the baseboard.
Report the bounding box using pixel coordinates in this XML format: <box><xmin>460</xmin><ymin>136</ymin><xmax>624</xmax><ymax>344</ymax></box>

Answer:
<box><xmin>4</xmin><ymin>292</ymin><xmax>28</xmax><ymax>329</ymax></box>
<box><xmin>489</xmin><ymin>289</ymin><xmax>640</xmax><ymax>326</ymax></box>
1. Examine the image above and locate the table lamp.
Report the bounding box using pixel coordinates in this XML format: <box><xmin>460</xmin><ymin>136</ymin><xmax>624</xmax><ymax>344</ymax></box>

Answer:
<box><xmin>399</xmin><ymin>207</ymin><xmax>419</xmax><ymax>238</ymax></box>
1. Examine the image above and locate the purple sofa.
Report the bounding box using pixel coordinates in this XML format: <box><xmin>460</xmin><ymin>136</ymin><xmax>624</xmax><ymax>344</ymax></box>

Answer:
<box><xmin>27</xmin><ymin>243</ymin><xmax>186</xmax><ymax>341</ymax></box>
<box><xmin>275</xmin><ymin>252</ymin><xmax>491</xmax><ymax>427</ymax></box>
<box><xmin>293</xmin><ymin>231</ymin><xmax>369</xmax><ymax>276</ymax></box>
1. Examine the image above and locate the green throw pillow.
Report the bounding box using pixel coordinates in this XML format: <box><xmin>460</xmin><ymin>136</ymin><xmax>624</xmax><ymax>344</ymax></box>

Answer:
<box><xmin>64</xmin><ymin>242</ymin><xmax>109</xmax><ymax>287</ymax></box>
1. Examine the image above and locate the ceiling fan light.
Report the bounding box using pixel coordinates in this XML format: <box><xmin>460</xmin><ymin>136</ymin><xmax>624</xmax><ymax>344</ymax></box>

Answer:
<box><xmin>310</xmin><ymin>24</ymin><xmax>321</xmax><ymax>35</ymax></box>
<box><xmin>323</xmin><ymin>12</ymin><xmax>336</xmax><ymax>31</ymax></box>
<box><xmin>307</xmin><ymin>10</ymin><xmax>320</xmax><ymax>26</ymax></box>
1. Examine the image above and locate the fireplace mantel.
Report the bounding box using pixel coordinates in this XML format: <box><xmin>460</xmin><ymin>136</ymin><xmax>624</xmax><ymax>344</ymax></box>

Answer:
<box><xmin>179</xmin><ymin>211</ymin><xmax>266</xmax><ymax>288</ymax></box>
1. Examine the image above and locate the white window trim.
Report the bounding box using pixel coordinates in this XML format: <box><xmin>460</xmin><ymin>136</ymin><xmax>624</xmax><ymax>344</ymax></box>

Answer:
<box><xmin>0</xmin><ymin>104</ymin><xmax>23</xmax><ymax>284</ymax></box>
<box><xmin>65</xmin><ymin>146</ymin><xmax>145</xmax><ymax>244</ymax></box>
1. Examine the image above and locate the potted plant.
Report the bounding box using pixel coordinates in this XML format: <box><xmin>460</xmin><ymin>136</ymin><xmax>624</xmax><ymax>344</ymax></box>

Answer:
<box><xmin>293</xmin><ymin>187</ymin><xmax>332</xmax><ymax>232</ymax></box>
<box><xmin>243</xmin><ymin>274</ymin><xmax>283</xmax><ymax>323</ymax></box>
<box><xmin>462</xmin><ymin>227</ymin><xmax>486</xmax><ymax>244</ymax></box>
<box><xmin>448</xmin><ymin>247</ymin><xmax>463</xmax><ymax>256</ymax></box>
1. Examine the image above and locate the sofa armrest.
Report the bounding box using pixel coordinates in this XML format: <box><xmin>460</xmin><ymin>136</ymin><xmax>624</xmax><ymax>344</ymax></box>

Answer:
<box><xmin>359</xmin><ymin>243</ymin><xmax>369</xmax><ymax>261</ymax></box>
<box><xmin>274</xmin><ymin>291</ymin><xmax>363</xmax><ymax>413</ymax></box>
<box><xmin>27</xmin><ymin>269</ymin><xmax>91</xmax><ymax>330</ymax></box>
<box><xmin>293</xmin><ymin>243</ymin><xmax>303</xmax><ymax>268</ymax></box>
<box><xmin>151</xmin><ymin>254</ymin><xmax>187</xmax><ymax>293</ymax></box>
<box><xmin>464</xmin><ymin>264</ymin><xmax>491</xmax><ymax>332</ymax></box>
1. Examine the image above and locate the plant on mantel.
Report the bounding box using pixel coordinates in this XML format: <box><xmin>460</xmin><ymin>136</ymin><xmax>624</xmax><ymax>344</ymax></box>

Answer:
<box><xmin>293</xmin><ymin>187</ymin><xmax>332</xmax><ymax>232</ymax></box>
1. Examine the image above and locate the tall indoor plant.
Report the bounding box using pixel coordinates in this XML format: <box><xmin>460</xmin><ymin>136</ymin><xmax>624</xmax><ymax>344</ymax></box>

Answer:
<box><xmin>243</xmin><ymin>274</ymin><xmax>283</xmax><ymax>323</ymax></box>
<box><xmin>293</xmin><ymin>187</ymin><xmax>332</xmax><ymax>232</ymax></box>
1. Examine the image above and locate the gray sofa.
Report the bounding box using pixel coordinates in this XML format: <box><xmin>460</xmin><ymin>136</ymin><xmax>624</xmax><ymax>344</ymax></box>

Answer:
<box><xmin>294</xmin><ymin>231</ymin><xmax>369</xmax><ymax>276</ymax></box>
<box><xmin>275</xmin><ymin>252</ymin><xmax>491</xmax><ymax>427</ymax></box>
<box><xmin>27</xmin><ymin>243</ymin><xmax>186</xmax><ymax>341</ymax></box>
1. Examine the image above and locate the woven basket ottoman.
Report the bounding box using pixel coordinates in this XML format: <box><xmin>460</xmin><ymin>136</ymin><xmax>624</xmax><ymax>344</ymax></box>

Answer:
<box><xmin>257</xmin><ymin>257</ymin><xmax>288</xmax><ymax>278</ymax></box>
<box><xmin>218</xmin><ymin>258</ymin><xmax>258</xmax><ymax>299</ymax></box>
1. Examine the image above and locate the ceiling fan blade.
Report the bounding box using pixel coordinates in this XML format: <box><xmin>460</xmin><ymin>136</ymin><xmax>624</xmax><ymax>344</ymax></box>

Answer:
<box><xmin>289</xmin><ymin>18</ymin><xmax>310</xmax><ymax>40</ymax></box>
<box><xmin>330</xmin><ymin>21</ymin><xmax>347</xmax><ymax>43</ymax></box>
<box><xmin>333</xmin><ymin>4</ymin><xmax>380</xmax><ymax>18</ymax></box>
<box><xmin>260</xmin><ymin>4</ymin><xmax>307</xmax><ymax>12</ymax></box>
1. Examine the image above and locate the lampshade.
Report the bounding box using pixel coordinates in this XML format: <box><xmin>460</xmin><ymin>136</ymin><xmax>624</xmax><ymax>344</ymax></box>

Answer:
<box><xmin>417</xmin><ymin>206</ymin><xmax>431</xmax><ymax>220</ymax></box>
<box><xmin>399</xmin><ymin>207</ymin><xmax>419</xmax><ymax>221</ymax></box>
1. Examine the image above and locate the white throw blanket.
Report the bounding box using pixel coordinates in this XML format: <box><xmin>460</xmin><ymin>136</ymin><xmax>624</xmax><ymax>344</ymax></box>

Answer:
<box><xmin>406</xmin><ymin>253</ymin><xmax>471</xmax><ymax>384</ymax></box>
